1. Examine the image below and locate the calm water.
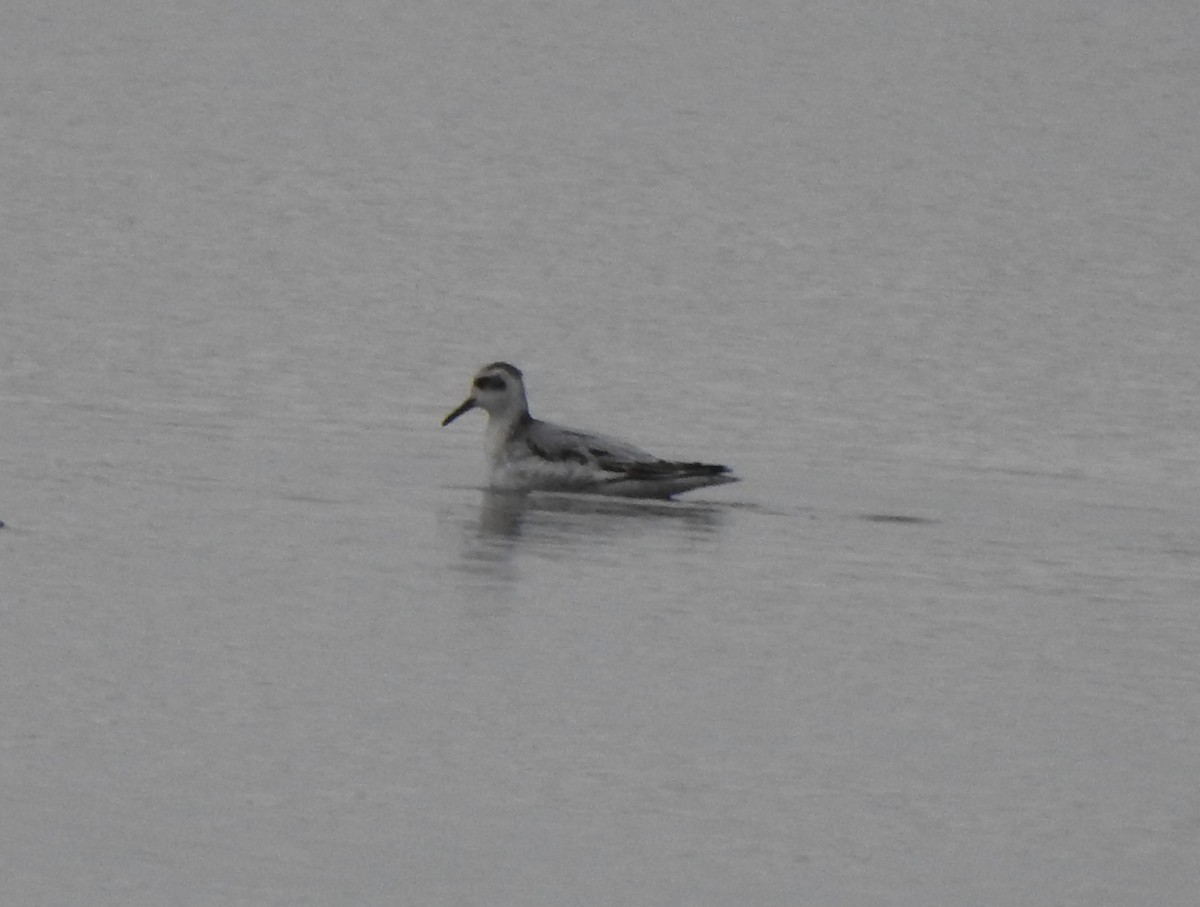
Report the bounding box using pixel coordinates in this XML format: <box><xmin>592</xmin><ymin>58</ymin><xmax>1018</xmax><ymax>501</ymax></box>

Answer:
<box><xmin>3</xmin><ymin>1</ymin><xmax>1199</xmax><ymax>904</ymax></box>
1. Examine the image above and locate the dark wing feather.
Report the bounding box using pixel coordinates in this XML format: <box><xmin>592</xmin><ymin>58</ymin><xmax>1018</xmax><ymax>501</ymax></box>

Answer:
<box><xmin>596</xmin><ymin>459</ymin><xmax>732</xmax><ymax>479</ymax></box>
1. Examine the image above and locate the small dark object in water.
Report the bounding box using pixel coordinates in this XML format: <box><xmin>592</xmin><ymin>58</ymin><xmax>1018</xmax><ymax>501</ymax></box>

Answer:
<box><xmin>860</xmin><ymin>513</ymin><xmax>935</xmax><ymax>525</ymax></box>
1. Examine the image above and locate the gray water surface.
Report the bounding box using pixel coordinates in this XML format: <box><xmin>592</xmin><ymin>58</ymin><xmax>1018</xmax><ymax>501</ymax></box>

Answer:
<box><xmin>3</xmin><ymin>2</ymin><xmax>1199</xmax><ymax>905</ymax></box>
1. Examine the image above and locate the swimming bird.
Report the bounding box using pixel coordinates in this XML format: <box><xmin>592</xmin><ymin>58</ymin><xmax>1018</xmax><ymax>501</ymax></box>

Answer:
<box><xmin>441</xmin><ymin>362</ymin><xmax>738</xmax><ymax>499</ymax></box>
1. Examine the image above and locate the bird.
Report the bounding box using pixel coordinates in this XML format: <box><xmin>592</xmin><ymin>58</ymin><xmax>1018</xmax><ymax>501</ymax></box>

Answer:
<box><xmin>441</xmin><ymin>362</ymin><xmax>738</xmax><ymax>499</ymax></box>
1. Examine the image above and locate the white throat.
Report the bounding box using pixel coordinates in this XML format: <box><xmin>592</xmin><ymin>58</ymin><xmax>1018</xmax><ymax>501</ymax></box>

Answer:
<box><xmin>483</xmin><ymin>408</ymin><xmax>524</xmax><ymax>464</ymax></box>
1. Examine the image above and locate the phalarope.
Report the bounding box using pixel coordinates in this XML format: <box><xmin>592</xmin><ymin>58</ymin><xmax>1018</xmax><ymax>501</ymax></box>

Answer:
<box><xmin>442</xmin><ymin>362</ymin><xmax>739</xmax><ymax>499</ymax></box>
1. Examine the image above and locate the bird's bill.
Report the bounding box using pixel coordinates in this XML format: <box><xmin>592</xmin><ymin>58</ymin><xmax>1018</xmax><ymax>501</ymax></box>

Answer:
<box><xmin>441</xmin><ymin>397</ymin><xmax>477</xmax><ymax>426</ymax></box>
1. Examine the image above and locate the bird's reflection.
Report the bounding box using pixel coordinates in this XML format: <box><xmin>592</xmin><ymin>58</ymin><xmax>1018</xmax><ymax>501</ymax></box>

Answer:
<box><xmin>462</xmin><ymin>488</ymin><xmax>729</xmax><ymax>570</ymax></box>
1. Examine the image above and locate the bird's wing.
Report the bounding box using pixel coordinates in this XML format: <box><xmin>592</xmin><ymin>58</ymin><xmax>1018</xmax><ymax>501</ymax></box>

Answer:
<box><xmin>522</xmin><ymin>419</ymin><xmax>658</xmax><ymax>468</ymax></box>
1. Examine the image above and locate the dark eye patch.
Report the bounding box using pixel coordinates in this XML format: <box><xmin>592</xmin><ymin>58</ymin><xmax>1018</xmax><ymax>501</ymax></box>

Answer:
<box><xmin>474</xmin><ymin>375</ymin><xmax>506</xmax><ymax>391</ymax></box>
